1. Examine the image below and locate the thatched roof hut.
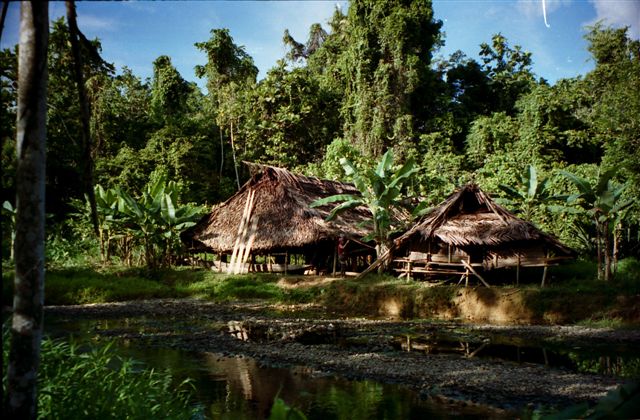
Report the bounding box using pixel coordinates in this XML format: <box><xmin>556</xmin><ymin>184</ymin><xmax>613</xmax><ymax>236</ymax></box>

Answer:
<box><xmin>181</xmin><ymin>164</ymin><xmax>373</xmax><ymax>258</ymax></box>
<box><xmin>391</xmin><ymin>184</ymin><xmax>574</xmax><ymax>281</ymax></box>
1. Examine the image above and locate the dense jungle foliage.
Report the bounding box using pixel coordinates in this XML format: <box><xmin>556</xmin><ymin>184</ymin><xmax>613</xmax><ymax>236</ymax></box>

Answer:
<box><xmin>1</xmin><ymin>0</ymin><xmax>639</xmax><ymax>274</ymax></box>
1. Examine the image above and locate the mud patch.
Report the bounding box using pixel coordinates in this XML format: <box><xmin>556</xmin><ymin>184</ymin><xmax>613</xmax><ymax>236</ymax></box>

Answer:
<box><xmin>454</xmin><ymin>288</ymin><xmax>534</xmax><ymax>324</ymax></box>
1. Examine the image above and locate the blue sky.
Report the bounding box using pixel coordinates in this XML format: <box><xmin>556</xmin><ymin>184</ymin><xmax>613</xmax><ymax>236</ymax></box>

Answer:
<box><xmin>2</xmin><ymin>1</ymin><xmax>638</xmax><ymax>87</ymax></box>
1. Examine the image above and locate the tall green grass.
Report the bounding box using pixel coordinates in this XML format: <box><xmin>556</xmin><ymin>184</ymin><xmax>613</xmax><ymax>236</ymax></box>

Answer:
<box><xmin>2</xmin><ymin>326</ymin><xmax>202</xmax><ymax>419</ymax></box>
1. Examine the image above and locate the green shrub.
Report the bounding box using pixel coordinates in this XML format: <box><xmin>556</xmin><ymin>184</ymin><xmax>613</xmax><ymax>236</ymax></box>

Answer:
<box><xmin>2</xmin><ymin>327</ymin><xmax>202</xmax><ymax>419</ymax></box>
<box><xmin>548</xmin><ymin>259</ymin><xmax>597</xmax><ymax>283</ymax></box>
<box><xmin>45</xmin><ymin>224</ymin><xmax>101</xmax><ymax>269</ymax></box>
<box><xmin>615</xmin><ymin>257</ymin><xmax>640</xmax><ymax>292</ymax></box>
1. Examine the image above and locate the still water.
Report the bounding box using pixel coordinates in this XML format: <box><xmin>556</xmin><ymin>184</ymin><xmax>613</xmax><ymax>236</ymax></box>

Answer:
<box><xmin>43</xmin><ymin>316</ymin><xmax>496</xmax><ymax>419</ymax></box>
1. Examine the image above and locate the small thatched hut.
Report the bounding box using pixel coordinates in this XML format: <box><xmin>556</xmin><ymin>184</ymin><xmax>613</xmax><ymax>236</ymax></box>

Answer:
<box><xmin>181</xmin><ymin>163</ymin><xmax>375</xmax><ymax>273</ymax></box>
<box><xmin>390</xmin><ymin>184</ymin><xmax>574</xmax><ymax>285</ymax></box>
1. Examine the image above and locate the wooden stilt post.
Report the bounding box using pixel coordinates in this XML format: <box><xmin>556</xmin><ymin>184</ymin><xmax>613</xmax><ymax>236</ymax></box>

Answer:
<box><xmin>332</xmin><ymin>246</ymin><xmax>337</xmax><ymax>276</ymax></box>
<box><xmin>541</xmin><ymin>251</ymin><xmax>549</xmax><ymax>288</ymax></box>
<box><xmin>285</xmin><ymin>251</ymin><xmax>288</xmax><ymax>275</ymax></box>
<box><xmin>516</xmin><ymin>254</ymin><xmax>520</xmax><ymax>286</ymax></box>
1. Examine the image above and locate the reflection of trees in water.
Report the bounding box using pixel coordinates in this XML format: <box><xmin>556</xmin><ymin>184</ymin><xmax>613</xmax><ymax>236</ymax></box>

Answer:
<box><xmin>201</xmin><ymin>352</ymin><xmax>424</xmax><ymax>419</ymax></box>
<box><xmin>569</xmin><ymin>354</ymin><xmax>640</xmax><ymax>378</ymax></box>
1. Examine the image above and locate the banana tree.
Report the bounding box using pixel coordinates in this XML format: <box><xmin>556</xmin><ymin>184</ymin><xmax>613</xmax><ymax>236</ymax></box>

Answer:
<box><xmin>92</xmin><ymin>185</ymin><xmax>121</xmax><ymax>262</ymax></box>
<box><xmin>311</xmin><ymin>149</ymin><xmax>418</xmax><ymax>259</ymax></box>
<box><xmin>560</xmin><ymin>168</ymin><xmax>634</xmax><ymax>281</ymax></box>
<box><xmin>497</xmin><ymin>165</ymin><xmax>553</xmax><ymax>221</ymax></box>
<box><xmin>115</xmin><ymin>176</ymin><xmax>203</xmax><ymax>269</ymax></box>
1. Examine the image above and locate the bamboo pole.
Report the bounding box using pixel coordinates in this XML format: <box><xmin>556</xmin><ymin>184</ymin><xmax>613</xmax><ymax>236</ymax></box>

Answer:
<box><xmin>462</xmin><ymin>260</ymin><xmax>491</xmax><ymax>288</ymax></box>
<box><xmin>228</xmin><ymin>191</ymin><xmax>251</xmax><ymax>272</ymax></box>
<box><xmin>240</xmin><ymin>216</ymin><xmax>259</xmax><ymax>273</ymax></box>
<box><xmin>236</xmin><ymin>196</ymin><xmax>257</xmax><ymax>274</ymax></box>
<box><xmin>467</xmin><ymin>342</ymin><xmax>489</xmax><ymax>358</ymax></box>
<box><xmin>229</xmin><ymin>189</ymin><xmax>255</xmax><ymax>274</ymax></box>
<box><xmin>355</xmin><ymin>247</ymin><xmax>394</xmax><ymax>279</ymax></box>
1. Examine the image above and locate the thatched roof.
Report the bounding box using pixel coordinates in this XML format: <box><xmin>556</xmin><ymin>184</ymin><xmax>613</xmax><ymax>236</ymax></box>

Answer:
<box><xmin>395</xmin><ymin>183</ymin><xmax>574</xmax><ymax>256</ymax></box>
<box><xmin>181</xmin><ymin>164</ymin><xmax>373</xmax><ymax>253</ymax></box>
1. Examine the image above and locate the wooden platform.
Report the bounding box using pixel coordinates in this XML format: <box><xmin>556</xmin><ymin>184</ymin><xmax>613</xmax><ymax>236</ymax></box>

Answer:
<box><xmin>393</xmin><ymin>257</ymin><xmax>490</xmax><ymax>287</ymax></box>
<box><xmin>393</xmin><ymin>252</ymin><xmax>570</xmax><ymax>287</ymax></box>
<box><xmin>213</xmin><ymin>261</ymin><xmax>311</xmax><ymax>274</ymax></box>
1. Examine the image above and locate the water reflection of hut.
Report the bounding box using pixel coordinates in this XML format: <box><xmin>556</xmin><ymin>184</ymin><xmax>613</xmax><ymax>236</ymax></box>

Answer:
<box><xmin>181</xmin><ymin>163</ymin><xmax>375</xmax><ymax>274</ymax></box>
<box><xmin>203</xmin><ymin>353</ymin><xmax>312</xmax><ymax>418</ymax></box>
<box><xmin>389</xmin><ymin>184</ymin><xmax>574</xmax><ymax>286</ymax></box>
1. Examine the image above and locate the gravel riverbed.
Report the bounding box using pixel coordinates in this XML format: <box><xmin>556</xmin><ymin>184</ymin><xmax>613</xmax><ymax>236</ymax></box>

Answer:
<box><xmin>45</xmin><ymin>298</ymin><xmax>639</xmax><ymax>412</ymax></box>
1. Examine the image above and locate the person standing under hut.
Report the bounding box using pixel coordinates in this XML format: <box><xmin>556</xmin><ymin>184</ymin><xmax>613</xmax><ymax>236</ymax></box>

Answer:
<box><xmin>337</xmin><ymin>235</ymin><xmax>350</xmax><ymax>277</ymax></box>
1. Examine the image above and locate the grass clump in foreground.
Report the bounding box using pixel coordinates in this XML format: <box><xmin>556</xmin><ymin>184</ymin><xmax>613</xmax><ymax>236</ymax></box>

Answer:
<box><xmin>2</xmin><ymin>327</ymin><xmax>202</xmax><ymax>419</ymax></box>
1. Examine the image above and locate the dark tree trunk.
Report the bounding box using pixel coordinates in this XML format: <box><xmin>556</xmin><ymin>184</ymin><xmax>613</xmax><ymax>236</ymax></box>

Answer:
<box><xmin>0</xmin><ymin>0</ymin><xmax>10</xmax><ymax>43</ymax></box>
<box><xmin>4</xmin><ymin>2</ymin><xmax>48</xmax><ymax>419</ymax></box>
<box><xmin>603</xmin><ymin>220</ymin><xmax>612</xmax><ymax>282</ymax></box>
<box><xmin>595</xmin><ymin>217</ymin><xmax>604</xmax><ymax>281</ymax></box>
<box><xmin>613</xmin><ymin>221</ymin><xmax>621</xmax><ymax>275</ymax></box>
<box><xmin>66</xmin><ymin>0</ymin><xmax>99</xmax><ymax>236</ymax></box>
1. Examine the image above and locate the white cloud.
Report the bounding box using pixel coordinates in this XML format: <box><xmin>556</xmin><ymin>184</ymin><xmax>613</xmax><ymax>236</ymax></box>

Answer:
<box><xmin>589</xmin><ymin>0</ymin><xmax>640</xmax><ymax>39</ymax></box>
<box><xmin>77</xmin><ymin>14</ymin><xmax>118</xmax><ymax>31</ymax></box>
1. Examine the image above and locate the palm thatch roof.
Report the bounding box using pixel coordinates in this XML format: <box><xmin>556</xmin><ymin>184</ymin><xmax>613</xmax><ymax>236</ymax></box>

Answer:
<box><xmin>181</xmin><ymin>163</ymin><xmax>373</xmax><ymax>254</ymax></box>
<box><xmin>395</xmin><ymin>183</ymin><xmax>573</xmax><ymax>256</ymax></box>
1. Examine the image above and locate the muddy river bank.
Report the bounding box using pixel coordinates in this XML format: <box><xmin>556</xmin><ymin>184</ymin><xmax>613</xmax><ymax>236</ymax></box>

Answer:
<box><xmin>44</xmin><ymin>298</ymin><xmax>640</xmax><ymax>415</ymax></box>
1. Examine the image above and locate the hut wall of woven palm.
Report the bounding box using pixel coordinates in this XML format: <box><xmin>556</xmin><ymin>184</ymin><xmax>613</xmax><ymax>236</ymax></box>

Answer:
<box><xmin>181</xmin><ymin>163</ymin><xmax>376</xmax><ymax>254</ymax></box>
<box><xmin>394</xmin><ymin>183</ymin><xmax>575</xmax><ymax>260</ymax></box>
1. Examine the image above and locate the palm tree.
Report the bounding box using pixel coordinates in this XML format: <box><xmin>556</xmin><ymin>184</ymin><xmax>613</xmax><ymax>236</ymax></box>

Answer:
<box><xmin>311</xmin><ymin>149</ymin><xmax>418</xmax><ymax>259</ymax></box>
<box><xmin>561</xmin><ymin>168</ymin><xmax>633</xmax><ymax>281</ymax></box>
